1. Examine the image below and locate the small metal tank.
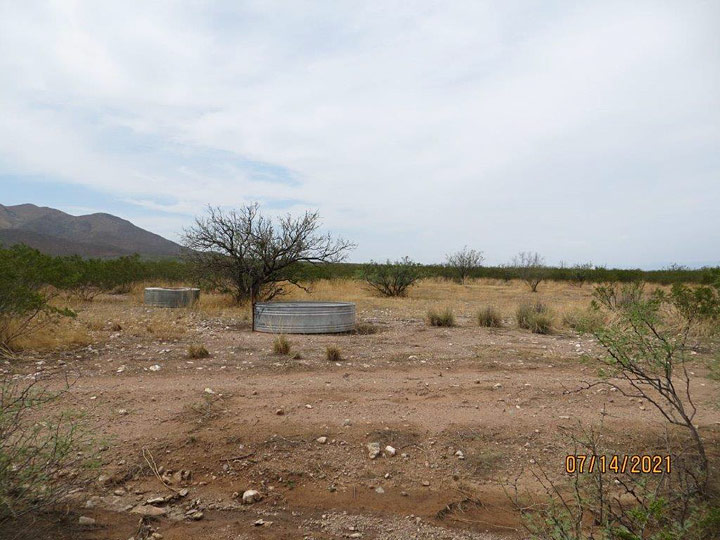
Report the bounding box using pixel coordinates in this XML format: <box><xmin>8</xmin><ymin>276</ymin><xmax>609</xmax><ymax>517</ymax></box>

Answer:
<box><xmin>254</xmin><ymin>301</ymin><xmax>356</xmax><ymax>334</ymax></box>
<box><xmin>144</xmin><ymin>287</ymin><xmax>200</xmax><ymax>308</ymax></box>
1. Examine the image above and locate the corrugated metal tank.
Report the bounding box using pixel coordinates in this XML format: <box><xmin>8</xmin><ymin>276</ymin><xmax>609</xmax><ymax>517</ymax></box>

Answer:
<box><xmin>254</xmin><ymin>301</ymin><xmax>356</xmax><ymax>334</ymax></box>
<box><xmin>144</xmin><ymin>287</ymin><xmax>200</xmax><ymax>308</ymax></box>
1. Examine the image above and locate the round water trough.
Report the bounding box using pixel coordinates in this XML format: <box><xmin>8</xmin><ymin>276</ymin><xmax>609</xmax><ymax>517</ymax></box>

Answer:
<box><xmin>144</xmin><ymin>287</ymin><xmax>200</xmax><ymax>308</ymax></box>
<box><xmin>254</xmin><ymin>301</ymin><xmax>356</xmax><ymax>334</ymax></box>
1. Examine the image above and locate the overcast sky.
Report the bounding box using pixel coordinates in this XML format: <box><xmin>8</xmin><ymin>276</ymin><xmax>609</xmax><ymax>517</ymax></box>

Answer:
<box><xmin>1</xmin><ymin>1</ymin><xmax>718</xmax><ymax>268</ymax></box>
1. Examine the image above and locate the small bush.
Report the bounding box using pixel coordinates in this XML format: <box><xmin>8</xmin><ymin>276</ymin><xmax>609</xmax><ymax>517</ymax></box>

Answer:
<box><xmin>477</xmin><ymin>306</ymin><xmax>502</xmax><ymax>327</ymax></box>
<box><xmin>516</xmin><ymin>302</ymin><xmax>553</xmax><ymax>334</ymax></box>
<box><xmin>354</xmin><ymin>322</ymin><xmax>379</xmax><ymax>335</ymax></box>
<box><xmin>187</xmin><ymin>344</ymin><xmax>210</xmax><ymax>358</ymax></box>
<box><xmin>359</xmin><ymin>257</ymin><xmax>421</xmax><ymax>297</ymax></box>
<box><xmin>562</xmin><ymin>308</ymin><xmax>604</xmax><ymax>333</ymax></box>
<box><xmin>273</xmin><ymin>335</ymin><xmax>291</xmax><ymax>355</ymax></box>
<box><xmin>427</xmin><ymin>308</ymin><xmax>455</xmax><ymax>327</ymax></box>
<box><xmin>0</xmin><ymin>377</ymin><xmax>97</xmax><ymax>527</ymax></box>
<box><xmin>326</xmin><ymin>345</ymin><xmax>342</xmax><ymax>361</ymax></box>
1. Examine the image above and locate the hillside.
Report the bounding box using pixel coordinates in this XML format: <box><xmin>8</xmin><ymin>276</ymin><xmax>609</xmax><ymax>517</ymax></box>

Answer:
<box><xmin>0</xmin><ymin>203</ymin><xmax>182</xmax><ymax>258</ymax></box>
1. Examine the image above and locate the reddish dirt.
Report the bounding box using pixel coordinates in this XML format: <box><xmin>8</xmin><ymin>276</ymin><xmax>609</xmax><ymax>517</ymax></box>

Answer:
<box><xmin>7</xmin><ymin>304</ymin><xmax>720</xmax><ymax>539</ymax></box>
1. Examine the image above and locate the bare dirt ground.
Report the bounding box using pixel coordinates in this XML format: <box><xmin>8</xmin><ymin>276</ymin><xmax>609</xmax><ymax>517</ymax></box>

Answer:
<box><xmin>5</xmin><ymin>279</ymin><xmax>720</xmax><ymax>540</ymax></box>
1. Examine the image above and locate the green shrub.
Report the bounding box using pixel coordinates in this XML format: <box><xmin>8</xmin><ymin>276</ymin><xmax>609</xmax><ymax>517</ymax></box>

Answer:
<box><xmin>427</xmin><ymin>308</ymin><xmax>455</xmax><ymax>327</ymax></box>
<box><xmin>0</xmin><ymin>376</ymin><xmax>97</xmax><ymax>527</ymax></box>
<box><xmin>0</xmin><ymin>245</ymin><xmax>75</xmax><ymax>356</ymax></box>
<box><xmin>187</xmin><ymin>344</ymin><xmax>210</xmax><ymax>358</ymax></box>
<box><xmin>359</xmin><ymin>257</ymin><xmax>421</xmax><ymax>297</ymax></box>
<box><xmin>516</xmin><ymin>302</ymin><xmax>553</xmax><ymax>334</ymax></box>
<box><xmin>273</xmin><ymin>335</ymin><xmax>291</xmax><ymax>355</ymax></box>
<box><xmin>477</xmin><ymin>306</ymin><xmax>502</xmax><ymax>327</ymax></box>
<box><xmin>325</xmin><ymin>345</ymin><xmax>342</xmax><ymax>361</ymax></box>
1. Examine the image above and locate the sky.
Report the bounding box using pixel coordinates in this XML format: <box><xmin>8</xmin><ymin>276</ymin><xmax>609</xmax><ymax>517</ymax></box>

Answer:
<box><xmin>0</xmin><ymin>1</ymin><xmax>718</xmax><ymax>268</ymax></box>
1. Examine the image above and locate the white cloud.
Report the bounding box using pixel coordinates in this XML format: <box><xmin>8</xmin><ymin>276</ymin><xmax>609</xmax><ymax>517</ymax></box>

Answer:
<box><xmin>0</xmin><ymin>0</ymin><xmax>718</xmax><ymax>266</ymax></box>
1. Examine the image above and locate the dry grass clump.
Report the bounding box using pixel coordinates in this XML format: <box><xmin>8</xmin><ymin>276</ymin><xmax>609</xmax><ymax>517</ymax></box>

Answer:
<box><xmin>187</xmin><ymin>344</ymin><xmax>210</xmax><ymax>359</ymax></box>
<box><xmin>272</xmin><ymin>335</ymin><xmax>291</xmax><ymax>355</ymax></box>
<box><xmin>353</xmin><ymin>322</ymin><xmax>380</xmax><ymax>335</ymax></box>
<box><xmin>562</xmin><ymin>308</ymin><xmax>605</xmax><ymax>333</ymax></box>
<box><xmin>476</xmin><ymin>306</ymin><xmax>502</xmax><ymax>327</ymax></box>
<box><xmin>516</xmin><ymin>302</ymin><xmax>554</xmax><ymax>334</ymax></box>
<box><xmin>427</xmin><ymin>308</ymin><xmax>456</xmax><ymax>327</ymax></box>
<box><xmin>325</xmin><ymin>345</ymin><xmax>343</xmax><ymax>362</ymax></box>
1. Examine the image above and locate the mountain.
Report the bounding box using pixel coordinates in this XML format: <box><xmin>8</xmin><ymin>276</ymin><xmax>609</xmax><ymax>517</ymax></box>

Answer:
<box><xmin>0</xmin><ymin>203</ymin><xmax>182</xmax><ymax>258</ymax></box>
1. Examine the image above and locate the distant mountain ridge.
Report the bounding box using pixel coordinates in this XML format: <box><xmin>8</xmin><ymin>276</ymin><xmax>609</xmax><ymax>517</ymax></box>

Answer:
<box><xmin>0</xmin><ymin>203</ymin><xmax>182</xmax><ymax>258</ymax></box>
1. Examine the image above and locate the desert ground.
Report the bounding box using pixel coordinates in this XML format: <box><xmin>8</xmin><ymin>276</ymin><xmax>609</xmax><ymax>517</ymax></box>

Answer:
<box><xmin>5</xmin><ymin>279</ymin><xmax>719</xmax><ymax>540</ymax></box>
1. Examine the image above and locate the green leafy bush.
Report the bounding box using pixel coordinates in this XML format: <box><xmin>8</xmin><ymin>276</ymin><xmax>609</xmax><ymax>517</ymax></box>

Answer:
<box><xmin>0</xmin><ymin>245</ymin><xmax>75</xmax><ymax>356</ymax></box>
<box><xmin>0</xmin><ymin>376</ymin><xmax>97</xmax><ymax>527</ymax></box>
<box><xmin>359</xmin><ymin>257</ymin><xmax>421</xmax><ymax>297</ymax></box>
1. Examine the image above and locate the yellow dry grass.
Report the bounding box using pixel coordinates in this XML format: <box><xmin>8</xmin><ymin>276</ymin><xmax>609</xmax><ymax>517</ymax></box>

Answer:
<box><xmin>11</xmin><ymin>278</ymin><xmax>613</xmax><ymax>353</ymax></box>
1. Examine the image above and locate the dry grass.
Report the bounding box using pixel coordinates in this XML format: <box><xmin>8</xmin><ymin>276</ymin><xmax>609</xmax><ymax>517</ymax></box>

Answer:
<box><xmin>9</xmin><ymin>278</ymin><xmax>635</xmax><ymax>353</ymax></box>
<box><xmin>476</xmin><ymin>306</ymin><xmax>502</xmax><ymax>328</ymax></box>
<box><xmin>325</xmin><ymin>345</ymin><xmax>343</xmax><ymax>362</ymax></box>
<box><xmin>187</xmin><ymin>344</ymin><xmax>210</xmax><ymax>359</ymax></box>
<box><xmin>273</xmin><ymin>335</ymin><xmax>291</xmax><ymax>355</ymax></box>
<box><xmin>427</xmin><ymin>307</ymin><xmax>456</xmax><ymax>327</ymax></box>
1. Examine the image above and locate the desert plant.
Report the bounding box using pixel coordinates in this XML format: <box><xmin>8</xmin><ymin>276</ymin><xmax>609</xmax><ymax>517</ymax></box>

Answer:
<box><xmin>182</xmin><ymin>204</ymin><xmax>355</xmax><ymax>330</ymax></box>
<box><xmin>325</xmin><ymin>345</ymin><xmax>342</xmax><ymax>361</ymax></box>
<box><xmin>477</xmin><ymin>306</ymin><xmax>502</xmax><ymax>327</ymax></box>
<box><xmin>0</xmin><ymin>245</ymin><xmax>75</xmax><ymax>357</ymax></box>
<box><xmin>359</xmin><ymin>257</ymin><xmax>421</xmax><ymax>297</ymax></box>
<box><xmin>510</xmin><ymin>251</ymin><xmax>547</xmax><ymax>292</ymax></box>
<box><xmin>586</xmin><ymin>280</ymin><xmax>720</xmax><ymax>492</ymax></box>
<box><xmin>354</xmin><ymin>322</ymin><xmax>380</xmax><ymax>335</ymax></box>
<box><xmin>0</xmin><ymin>376</ymin><xmax>97</xmax><ymax>528</ymax></box>
<box><xmin>445</xmin><ymin>246</ymin><xmax>484</xmax><ymax>283</ymax></box>
<box><xmin>272</xmin><ymin>335</ymin><xmax>291</xmax><ymax>355</ymax></box>
<box><xmin>516</xmin><ymin>302</ymin><xmax>553</xmax><ymax>334</ymax></box>
<box><xmin>562</xmin><ymin>307</ymin><xmax>605</xmax><ymax>333</ymax></box>
<box><xmin>427</xmin><ymin>308</ymin><xmax>455</xmax><ymax>327</ymax></box>
<box><xmin>187</xmin><ymin>344</ymin><xmax>210</xmax><ymax>359</ymax></box>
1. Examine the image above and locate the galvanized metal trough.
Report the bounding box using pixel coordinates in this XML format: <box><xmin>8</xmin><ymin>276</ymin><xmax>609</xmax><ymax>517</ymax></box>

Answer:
<box><xmin>144</xmin><ymin>287</ymin><xmax>200</xmax><ymax>308</ymax></box>
<box><xmin>254</xmin><ymin>301</ymin><xmax>356</xmax><ymax>334</ymax></box>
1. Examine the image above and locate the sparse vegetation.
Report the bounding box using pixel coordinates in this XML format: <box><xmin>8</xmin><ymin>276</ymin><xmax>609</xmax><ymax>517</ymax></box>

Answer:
<box><xmin>354</xmin><ymin>322</ymin><xmax>380</xmax><ymax>335</ymax></box>
<box><xmin>325</xmin><ymin>345</ymin><xmax>342</xmax><ymax>361</ymax></box>
<box><xmin>182</xmin><ymin>204</ymin><xmax>354</xmax><ymax>310</ymax></box>
<box><xmin>445</xmin><ymin>246</ymin><xmax>484</xmax><ymax>284</ymax></box>
<box><xmin>561</xmin><ymin>307</ymin><xmax>605</xmax><ymax>333</ymax></box>
<box><xmin>516</xmin><ymin>302</ymin><xmax>553</xmax><ymax>333</ymax></box>
<box><xmin>273</xmin><ymin>335</ymin><xmax>291</xmax><ymax>355</ymax></box>
<box><xmin>476</xmin><ymin>306</ymin><xmax>502</xmax><ymax>327</ymax></box>
<box><xmin>510</xmin><ymin>251</ymin><xmax>547</xmax><ymax>292</ymax></box>
<box><xmin>427</xmin><ymin>307</ymin><xmax>456</xmax><ymax>327</ymax></box>
<box><xmin>0</xmin><ymin>376</ymin><xmax>97</xmax><ymax>527</ymax></box>
<box><xmin>187</xmin><ymin>344</ymin><xmax>210</xmax><ymax>358</ymax></box>
<box><xmin>359</xmin><ymin>257</ymin><xmax>421</xmax><ymax>297</ymax></box>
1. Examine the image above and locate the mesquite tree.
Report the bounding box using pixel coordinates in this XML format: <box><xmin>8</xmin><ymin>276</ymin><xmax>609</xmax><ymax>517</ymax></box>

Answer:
<box><xmin>182</xmin><ymin>204</ymin><xmax>354</xmax><ymax>329</ymax></box>
<box><xmin>511</xmin><ymin>251</ymin><xmax>547</xmax><ymax>292</ymax></box>
<box><xmin>445</xmin><ymin>246</ymin><xmax>484</xmax><ymax>283</ymax></box>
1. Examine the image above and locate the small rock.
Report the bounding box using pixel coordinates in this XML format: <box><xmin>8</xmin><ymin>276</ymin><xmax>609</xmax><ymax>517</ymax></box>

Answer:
<box><xmin>342</xmin><ymin>418</ymin><xmax>351</xmax><ymax>426</ymax></box>
<box><xmin>305</xmin><ymin>404</ymin><xmax>313</xmax><ymax>409</ymax></box>
<box><xmin>316</xmin><ymin>436</ymin><xmax>328</xmax><ymax>444</ymax></box>
<box><xmin>375</xmin><ymin>486</ymin><xmax>385</xmax><ymax>494</ymax></box>
<box><xmin>149</xmin><ymin>364</ymin><xmax>161</xmax><ymax>372</ymax></box>
<box><xmin>276</xmin><ymin>409</ymin><xmax>285</xmax><ymax>415</ymax></box>
<box><xmin>366</xmin><ymin>442</ymin><xmax>381</xmax><ymax>459</ymax></box>
<box><xmin>422</xmin><ymin>481</ymin><xmax>430</xmax><ymax>487</ymax></box>
<box><xmin>384</xmin><ymin>445</ymin><xmax>396</xmax><ymax>457</ymax></box>
<box><xmin>186</xmin><ymin>510</ymin><xmax>203</xmax><ymax>521</ymax></box>
<box><xmin>117</xmin><ymin>409</ymin><xmax>128</xmax><ymax>415</ymax></box>
<box><xmin>242</xmin><ymin>489</ymin><xmax>262</xmax><ymax>504</ymax></box>
<box><xmin>203</xmin><ymin>387</ymin><xmax>215</xmax><ymax>394</ymax></box>
<box><xmin>178</xmin><ymin>488</ymin><xmax>189</xmax><ymax>497</ymax></box>
<box><xmin>253</xmin><ymin>518</ymin><xmax>272</xmax><ymax>526</ymax></box>
<box><xmin>455</xmin><ymin>450</ymin><xmax>465</xmax><ymax>460</ymax></box>
<box><xmin>78</xmin><ymin>516</ymin><xmax>96</xmax><ymax>525</ymax></box>
<box><xmin>131</xmin><ymin>505</ymin><xmax>167</xmax><ymax>516</ymax></box>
